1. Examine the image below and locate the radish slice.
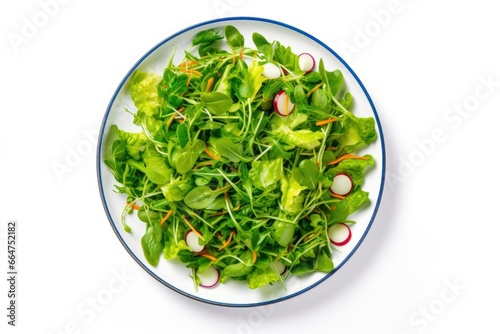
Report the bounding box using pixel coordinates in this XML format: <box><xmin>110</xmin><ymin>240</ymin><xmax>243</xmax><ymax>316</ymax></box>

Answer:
<box><xmin>273</xmin><ymin>90</ymin><xmax>295</xmax><ymax>116</ymax></box>
<box><xmin>330</xmin><ymin>173</ymin><xmax>354</xmax><ymax>197</ymax></box>
<box><xmin>328</xmin><ymin>223</ymin><xmax>352</xmax><ymax>246</ymax></box>
<box><xmin>272</xmin><ymin>260</ymin><xmax>286</xmax><ymax>275</ymax></box>
<box><xmin>198</xmin><ymin>266</ymin><xmax>220</xmax><ymax>288</ymax></box>
<box><xmin>298</xmin><ymin>53</ymin><xmax>315</xmax><ymax>73</ymax></box>
<box><xmin>185</xmin><ymin>230</ymin><xmax>205</xmax><ymax>253</ymax></box>
<box><xmin>262</xmin><ymin>63</ymin><xmax>281</xmax><ymax>79</ymax></box>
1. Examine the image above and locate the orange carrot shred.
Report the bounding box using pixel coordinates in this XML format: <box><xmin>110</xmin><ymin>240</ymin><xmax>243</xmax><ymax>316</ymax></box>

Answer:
<box><xmin>200</xmin><ymin>253</ymin><xmax>217</xmax><ymax>262</ymax></box>
<box><xmin>204</xmin><ymin>148</ymin><xmax>220</xmax><ymax>161</ymax></box>
<box><xmin>252</xmin><ymin>251</ymin><xmax>257</xmax><ymax>264</ymax></box>
<box><xmin>307</xmin><ymin>82</ymin><xmax>323</xmax><ymax>97</ymax></box>
<box><xmin>315</xmin><ymin>118</ymin><xmax>338</xmax><ymax>126</ymax></box>
<box><xmin>327</xmin><ymin>153</ymin><xmax>369</xmax><ymax>166</ymax></box>
<box><xmin>330</xmin><ymin>193</ymin><xmax>346</xmax><ymax>200</ymax></box>
<box><xmin>166</xmin><ymin>106</ymin><xmax>185</xmax><ymax>128</ymax></box>
<box><xmin>160</xmin><ymin>209</ymin><xmax>173</xmax><ymax>227</ymax></box>
<box><xmin>126</xmin><ymin>202</ymin><xmax>141</xmax><ymax>211</ymax></box>
<box><xmin>181</xmin><ymin>215</ymin><xmax>205</xmax><ymax>241</ymax></box>
<box><xmin>218</xmin><ymin>230</ymin><xmax>235</xmax><ymax>251</ymax></box>
<box><xmin>206</xmin><ymin>77</ymin><xmax>215</xmax><ymax>92</ymax></box>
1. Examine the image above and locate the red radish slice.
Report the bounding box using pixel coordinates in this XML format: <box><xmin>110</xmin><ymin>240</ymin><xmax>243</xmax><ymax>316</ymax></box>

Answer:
<box><xmin>330</xmin><ymin>173</ymin><xmax>354</xmax><ymax>197</ymax></box>
<box><xmin>272</xmin><ymin>260</ymin><xmax>286</xmax><ymax>275</ymax></box>
<box><xmin>185</xmin><ymin>230</ymin><xmax>205</xmax><ymax>253</ymax></box>
<box><xmin>273</xmin><ymin>90</ymin><xmax>295</xmax><ymax>116</ymax></box>
<box><xmin>262</xmin><ymin>63</ymin><xmax>281</xmax><ymax>79</ymax></box>
<box><xmin>298</xmin><ymin>53</ymin><xmax>315</xmax><ymax>73</ymax></box>
<box><xmin>328</xmin><ymin>223</ymin><xmax>352</xmax><ymax>246</ymax></box>
<box><xmin>198</xmin><ymin>266</ymin><xmax>220</xmax><ymax>288</ymax></box>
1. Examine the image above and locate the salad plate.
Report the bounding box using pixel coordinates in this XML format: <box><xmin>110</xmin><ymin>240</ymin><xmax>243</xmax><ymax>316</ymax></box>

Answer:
<box><xmin>97</xmin><ymin>17</ymin><xmax>385</xmax><ymax>307</ymax></box>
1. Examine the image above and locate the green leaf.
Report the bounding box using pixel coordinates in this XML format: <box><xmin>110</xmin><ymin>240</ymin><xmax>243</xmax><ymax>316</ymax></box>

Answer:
<box><xmin>161</xmin><ymin>179</ymin><xmax>191</xmax><ymax>202</ymax></box>
<box><xmin>318</xmin><ymin>59</ymin><xmax>344</xmax><ymax>97</ymax></box>
<box><xmin>141</xmin><ymin>224</ymin><xmax>163</xmax><ymax>266</ymax></box>
<box><xmin>213</xmin><ymin>137</ymin><xmax>251</xmax><ymax>162</ymax></box>
<box><xmin>295</xmin><ymin>159</ymin><xmax>320</xmax><ymax>190</ymax></box>
<box><xmin>280</xmin><ymin>172</ymin><xmax>307</xmax><ymax>214</ymax></box>
<box><xmin>145</xmin><ymin>156</ymin><xmax>173</xmax><ymax>185</ymax></box>
<box><xmin>338</xmin><ymin>115</ymin><xmax>377</xmax><ymax>153</ymax></box>
<box><xmin>248</xmin><ymin>158</ymin><xmax>283</xmax><ymax>190</ymax></box>
<box><xmin>247</xmin><ymin>266</ymin><xmax>280</xmax><ymax>289</ymax></box>
<box><xmin>192</xmin><ymin>28</ymin><xmax>224</xmax><ymax>46</ymax></box>
<box><xmin>272</xmin><ymin>220</ymin><xmax>296</xmax><ymax>247</ymax></box>
<box><xmin>116</xmin><ymin>129</ymin><xmax>147</xmax><ymax>160</ymax></box>
<box><xmin>252</xmin><ymin>32</ymin><xmax>273</xmax><ymax>61</ymax></box>
<box><xmin>175</xmin><ymin>139</ymin><xmax>206</xmax><ymax>174</ymax></box>
<box><xmin>201</xmin><ymin>92</ymin><xmax>233</xmax><ymax>115</ymax></box>
<box><xmin>129</xmin><ymin>71</ymin><xmax>161</xmax><ymax>116</ymax></box>
<box><xmin>225</xmin><ymin>25</ymin><xmax>244</xmax><ymax>50</ymax></box>
<box><xmin>274</xmin><ymin>41</ymin><xmax>300</xmax><ymax>73</ymax></box>
<box><xmin>176</xmin><ymin>123</ymin><xmax>189</xmax><ymax>148</ymax></box>
<box><xmin>327</xmin><ymin>154</ymin><xmax>374</xmax><ymax>186</ymax></box>
<box><xmin>328</xmin><ymin>189</ymin><xmax>370</xmax><ymax>223</ymax></box>
<box><xmin>183</xmin><ymin>185</ymin><xmax>218</xmax><ymax>210</ymax></box>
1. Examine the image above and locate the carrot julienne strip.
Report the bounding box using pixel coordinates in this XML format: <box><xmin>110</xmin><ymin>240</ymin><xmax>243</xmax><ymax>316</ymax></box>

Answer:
<box><xmin>327</xmin><ymin>153</ymin><xmax>369</xmax><ymax>166</ymax></box>
<box><xmin>204</xmin><ymin>148</ymin><xmax>220</xmax><ymax>161</ymax></box>
<box><xmin>160</xmin><ymin>209</ymin><xmax>173</xmax><ymax>227</ymax></box>
<box><xmin>181</xmin><ymin>215</ymin><xmax>205</xmax><ymax>241</ymax></box>
<box><xmin>315</xmin><ymin>118</ymin><xmax>338</xmax><ymax>126</ymax></box>
<box><xmin>218</xmin><ymin>230</ymin><xmax>235</xmax><ymax>251</ymax></box>
<box><xmin>200</xmin><ymin>253</ymin><xmax>217</xmax><ymax>262</ymax></box>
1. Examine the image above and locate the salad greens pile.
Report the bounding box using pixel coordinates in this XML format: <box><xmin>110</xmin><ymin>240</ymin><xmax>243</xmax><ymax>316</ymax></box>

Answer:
<box><xmin>104</xmin><ymin>25</ymin><xmax>377</xmax><ymax>290</ymax></box>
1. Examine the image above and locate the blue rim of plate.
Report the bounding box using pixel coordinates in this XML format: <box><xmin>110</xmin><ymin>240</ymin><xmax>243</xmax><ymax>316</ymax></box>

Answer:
<box><xmin>97</xmin><ymin>16</ymin><xmax>386</xmax><ymax>308</ymax></box>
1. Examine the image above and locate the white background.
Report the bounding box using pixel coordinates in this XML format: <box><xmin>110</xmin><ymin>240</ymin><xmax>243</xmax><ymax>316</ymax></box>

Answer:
<box><xmin>1</xmin><ymin>0</ymin><xmax>499</xmax><ymax>333</ymax></box>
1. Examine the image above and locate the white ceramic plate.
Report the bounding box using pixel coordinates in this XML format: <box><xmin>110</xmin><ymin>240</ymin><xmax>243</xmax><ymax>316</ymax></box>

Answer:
<box><xmin>97</xmin><ymin>17</ymin><xmax>386</xmax><ymax>307</ymax></box>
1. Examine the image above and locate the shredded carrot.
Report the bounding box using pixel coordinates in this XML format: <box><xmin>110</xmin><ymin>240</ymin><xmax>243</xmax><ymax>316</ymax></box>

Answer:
<box><xmin>181</xmin><ymin>215</ymin><xmax>205</xmax><ymax>241</ymax></box>
<box><xmin>200</xmin><ymin>253</ymin><xmax>217</xmax><ymax>262</ymax></box>
<box><xmin>307</xmin><ymin>82</ymin><xmax>323</xmax><ymax>97</ymax></box>
<box><xmin>239</xmin><ymin>48</ymin><xmax>243</xmax><ymax>60</ymax></box>
<box><xmin>160</xmin><ymin>209</ymin><xmax>173</xmax><ymax>227</ymax></box>
<box><xmin>179</xmin><ymin>68</ymin><xmax>202</xmax><ymax>76</ymax></box>
<box><xmin>252</xmin><ymin>251</ymin><xmax>257</xmax><ymax>265</ymax></box>
<box><xmin>327</xmin><ymin>153</ymin><xmax>369</xmax><ymax>166</ymax></box>
<box><xmin>218</xmin><ymin>230</ymin><xmax>235</xmax><ymax>251</ymax></box>
<box><xmin>203</xmin><ymin>148</ymin><xmax>220</xmax><ymax>161</ymax></box>
<box><xmin>315</xmin><ymin>118</ymin><xmax>338</xmax><ymax>126</ymax></box>
<box><xmin>166</xmin><ymin>106</ymin><xmax>185</xmax><ymax>128</ymax></box>
<box><xmin>206</xmin><ymin>77</ymin><xmax>215</xmax><ymax>92</ymax></box>
<box><xmin>326</xmin><ymin>146</ymin><xmax>338</xmax><ymax>151</ymax></box>
<box><xmin>126</xmin><ymin>201</ymin><xmax>141</xmax><ymax>211</ymax></box>
<box><xmin>177</xmin><ymin>60</ymin><xmax>197</xmax><ymax>68</ymax></box>
<box><xmin>330</xmin><ymin>193</ymin><xmax>346</xmax><ymax>200</ymax></box>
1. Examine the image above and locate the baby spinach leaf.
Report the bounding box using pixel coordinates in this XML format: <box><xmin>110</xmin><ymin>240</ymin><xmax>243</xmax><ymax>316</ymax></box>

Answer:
<box><xmin>213</xmin><ymin>137</ymin><xmax>251</xmax><ymax>162</ymax></box>
<box><xmin>295</xmin><ymin>159</ymin><xmax>320</xmax><ymax>191</ymax></box>
<box><xmin>225</xmin><ymin>25</ymin><xmax>244</xmax><ymax>50</ymax></box>
<box><xmin>201</xmin><ymin>92</ymin><xmax>233</xmax><ymax>115</ymax></box>
<box><xmin>176</xmin><ymin>123</ymin><xmax>189</xmax><ymax>148</ymax></box>
<box><xmin>183</xmin><ymin>185</ymin><xmax>218</xmax><ymax>210</ymax></box>
<box><xmin>175</xmin><ymin>139</ymin><xmax>206</xmax><ymax>174</ymax></box>
<box><xmin>141</xmin><ymin>224</ymin><xmax>164</xmax><ymax>266</ymax></box>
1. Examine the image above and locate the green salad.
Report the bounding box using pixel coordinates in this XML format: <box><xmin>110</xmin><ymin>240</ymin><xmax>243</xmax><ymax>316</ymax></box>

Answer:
<box><xmin>104</xmin><ymin>25</ymin><xmax>377</xmax><ymax>290</ymax></box>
